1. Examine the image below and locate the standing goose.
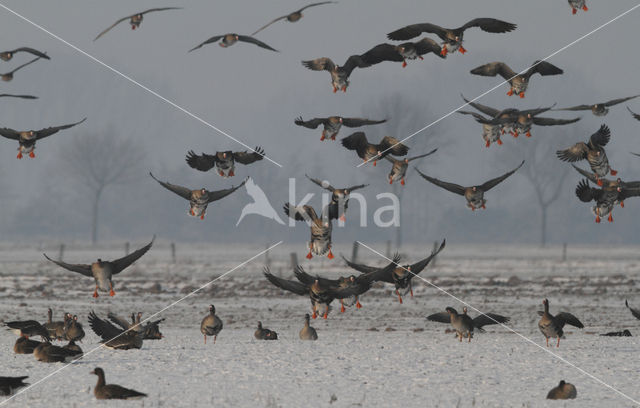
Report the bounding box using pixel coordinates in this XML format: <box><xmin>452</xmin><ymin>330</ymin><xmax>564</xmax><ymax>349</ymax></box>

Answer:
<box><xmin>357</xmin><ymin>38</ymin><xmax>444</xmax><ymax>68</ymax></box>
<box><xmin>305</xmin><ymin>175</ymin><xmax>368</xmax><ymax>221</ymax></box>
<box><xmin>64</xmin><ymin>315</ymin><xmax>85</xmax><ymax>342</ymax></box>
<box><xmin>91</xmin><ymin>368</ymin><xmax>147</xmax><ymax>400</ymax></box>
<box><xmin>301</xmin><ymin>54</ymin><xmax>372</xmax><ymax>93</ymax></box>
<box><xmin>189</xmin><ymin>34</ymin><xmax>278</xmax><ymax>52</ymax></box>
<box><xmin>150</xmin><ymin>173</ymin><xmax>246</xmax><ymax>219</ymax></box>
<box><xmin>33</xmin><ymin>341</ymin><xmax>82</xmax><ymax>363</ymax></box>
<box><xmin>386</xmin><ymin>18</ymin><xmax>517</xmax><ymax>56</ymax></box>
<box><xmin>13</xmin><ymin>337</ymin><xmax>41</xmax><ymax>354</ymax></box>
<box><xmin>554</xmin><ymin>95</ymin><xmax>640</xmax><ymax>116</ymax></box>
<box><xmin>0</xmin><ymin>117</ymin><xmax>86</xmax><ymax>159</ymax></box>
<box><xmin>557</xmin><ymin>125</ymin><xmax>617</xmax><ymax>185</ymax></box>
<box><xmin>537</xmin><ymin>298</ymin><xmax>584</xmax><ymax>347</ymax></box>
<box><xmin>0</xmin><ymin>47</ymin><xmax>49</xmax><ymax>61</ymax></box>
<box><xmin>44</xmin><ymin>237</ymin><xmax>153</xmax><ymax>298</ymax></box>
<box><xmin>427</xmin><ymin>307</ymin><xmax>510</xmax><ymax>341</ymax></box>
<box><xmin>547</xmin><ymin>380</ymin><xmax>577</xmax><ymax>399</ymax></box>
<box><xmin>0</xmin><ymin>376</ymin><xmax>29</xmax><ymax>396</ymax></box>
<box><xmin>625</xmin><ymin>299</ymin><xmax>640</xmax><ymax>320</ymax></box>
<box><xmin>417</xmin><ymin>161</ymin><xmax>524</xmax><ymax>210</ymax></box>
<box><xmin>343</xmin><ymin>241</ymin><xmax>445</xmax><ymax>304</ymax></box>
<box><xmin>185</xmin><ymin>147</ymin><xmax>265</xmax><ymax>177</ymax></box>
<box><xmin>1</xmin><ymin>57</ymin><xmax>41</xmax><ymax>82</ymax></box>
<box><xmin>43</xmin><ymin>308</ymin><xmax>67</xmax><ymax>340</ymax></box>
<box><xmin>88</xmin><ymin>311</ymin><xmax>143</xmax><ymax>350</ymax></box>
<box><xmin>284</xmin><ymin>203</ymin><xmax>334</xmax><ymax>259</ymax></box>
<box><xmin>470</xmin><ymin>60</ymin><xmax>563</xmax><ymax>98</ymax></box>
<box><xmin>254</xmin><ymin>322</ymin><xmax>278</xmax><ymax>340</ymax></box>
<box><xmin>252</xmin><ymin>2</ymin><xmax>336</xmax><ymax>35</ymax></box>
<box><xmin>94</xmin><ymin>7</ymin><xmax>183</xmax><ymax>41</ymax></box>
<box><xmin>341</xmin><ymin>132</ymin><xmax>409</xmax><ymax>166</ymax></box>
<box><xmin>568</xmin><ymin>0</ymin><xmax>588</xmax><ymax>14</ymax></box>
<box><xmin>294</xmin><ymin>116</ymin><xmax>387</xmax><ymax>141</ymax></box>
<box><xmin>299</xmin><ymin>314</ymin><xmax>318</xmax><ymax>340</ymax></box>
<box><xmin>3</xmin><ymin>320</ymin><xmax>51</xmax><ymax>341</ymax></box>
<box><xmin>201</xmin><ymin>305</ymin><xmax>223</xmax><ymax>344</ymax></box>
<box><xmin>385</xmin><ymin>148</ymin><xmax>438</xmax><ymax>185</ymax></box>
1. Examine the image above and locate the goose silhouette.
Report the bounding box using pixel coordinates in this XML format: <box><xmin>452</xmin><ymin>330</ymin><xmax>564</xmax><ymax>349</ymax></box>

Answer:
<box><xmin>236</xmin><ymin>178</ymin><xmax>285</xmax><ymax>226</ymax></box>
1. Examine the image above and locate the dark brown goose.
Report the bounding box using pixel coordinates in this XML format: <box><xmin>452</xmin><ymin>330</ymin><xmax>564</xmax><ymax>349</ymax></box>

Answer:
<box><xmin>625</xmin><ymin>300</ymin><xmax>640</xmax><ymax>320</ymax></box>
<box><xmin>185</xmin><ymin>147</ymin><xmax>264</xmax><ymax>177</ymax></box>
<box><xmin>91</xmin><ymin>368</ymin><xmax>147</xmax><ymax>400</ymax></box>
<box><xmin>64</xmin><ymin>315</ymin><xmax>85</xmax><ymax>342</ymax></box>
<box><xmin>385</xmin><ymin>148</ymin><xmax>438</xmax><ymax>185</ymax></box>
<box><xmin>305</xmin><ymin>175</ymin><xmax>368</xmax><ymax>222</ymax></box>
<box><xmin>344</xmin><ymin>241</ymin><xmax>444</xmax><ymax>304</ymax></box>
<box><xmin>252</xmin><ymin>1</ymin><xmax>336</xmax><ymax>35</ymax></box>
<box><xmin>254</xmin><ymin>322</ymin><xmax>278</xmax><ymax>340</ymax></box>
<box><xmin>13</xmin><ymin>337</ymin><xmax>41</xmax><ymax>354</ymax></box>
<box><xmin>0</xmin><ymin>94</ymin><xmax>37</xmax><ymax>99</ymax></box>
<box><xmin>294</xmin><ymin>116</ymin><xmax>386</xmax><ymax>141</ymax></box>
<box><xmin>299</xmin><ymin>314</ymin><xmax>318</xmax><ymax>340</ymax></box>
<box><xmin>557</xmin><ymin>125</ymin><xmax>616</xmax><ymax>185</ymax></box>
<box><xmin>43</xmin><ymin>308</ymin><xmax>67</xmax><ymax>340</ymax></box>
<box><xmin>112</xmin><ymin>312</ymin><xmax>165</xmax><ymax>340</ymax></box>
<box><xmin>301</xmin><ymin>54</ymin><xmax>371</xmax><ymax>93</ymax></box>
<box><xmin>358</xmin><ymin>38</ymin><xmax>444</xmax><ymax>68</ymax></box>
<box><xmin>88</xmin><ymin>311</ymin><xmax>143</xmax><ymax>350</ymax></box>
<box><xmin>201</xmin><ymin>305</ymin><xmax>223</xmax><ymax>344</ymax></box>
<box><xmin>1</xmin><ymin>57</ymin><xmax>40</xmax><ymax>82</ymax></box>
<box><xmin>600</xmin><ymin>329</ymin><xmax>631</xmax><ymax>337</ymax></box>
<box><xmin>94</xmin><ymin>7</ymin><xmax>183</xmax><ymax>41</ymax></box>
<box><xmin>0</xmin><ymin>47</ymin><xmax>49</xmax><ymax>61</ymax></box>
<box><xmin>341</xmin><ymin>132</ymin><xmax>409</xmax><ymax>166</ymax></box>
<box><xmin>150</xmin><ymin>173</ymin><xmax>246</xmax><ymax>219</ymax></box>
<box><xmin>63</xmin><ymin>340</ymin><xmax>83</xmax><ymax>353</ymax></box>
<box><xmin>554</xmin><ymin>95</ymin><xmax>640</xmax><ymax>116</ymax></box>
<box><xmin>189</xmin><ymin>34</ymin><xmax>278</xmax><ymax>52</ymax></box>
<box><xmin>571</xmin><ymin>164</ymin><xmax>640</xmax><ymax>208</ymax></box>
<box><xmin>284</xmin><ymin>203</ymin><xmax>334</xmax><ymax>259</ymax></box>
<box><xmin>574</xmin><ymin>179</ymin><xmax>636</xmax><ymax>223</ymax></box>
<box><xmin>537</xmin><ymin>298</ymin><xmax>584</xmax><ymax>347</ymax></box>
<box><xmin>0</xmin><ymin>376</ymin><xmax>28</xmax><ymax>396</ymax></box>
<box><xmin>387</xmin><ymin>18</ymin><xmax>516</xmax><ymax>56</ymax></box>
<box><xmin>4</xmin><ymin>320</ymin><xmax>50</xmax><ymax>341</ymax></box>
<box><xmin>547</xmin><ymin>380</ymin><xmax>577</xmax><ymax>399</ymax></box>
<box><xmin>427</xmin><ymin>307</ymin><xmax>509</xmax><ymax>342</ymax></box>
<box><xmin>470</xmin><ymin>60</ymin><xmax>563</xmax><ymax>98</ymax></box>
<box><xmin>44</xmin><ymin>237</ymin><xmax>153</xmax><ymax>298</ymax></box>
<box><xmin>569</xmin><ymin>0</ymin><xmax>588</xmax><ymax>14</ymax></box>
<box><xmin>33</xmin><ymin>341</ymin><xmax>82</xmax><ymax>363</ymax></box>
<box><xmin>0</xmin><ymin>117</ymin><xmax>86</xmax><ymax>159</ymax></box>
<box><xmin>417</xmin><ymin>161</ymin><xmax>524</xmax><ymax>210</ymax></box>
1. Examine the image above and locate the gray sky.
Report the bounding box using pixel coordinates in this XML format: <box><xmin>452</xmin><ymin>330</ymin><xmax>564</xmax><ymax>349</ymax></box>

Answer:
<box><xmin>1</xmin><ymin>0</ymin><xmax>640</xmax><ymax>246</ymax></box>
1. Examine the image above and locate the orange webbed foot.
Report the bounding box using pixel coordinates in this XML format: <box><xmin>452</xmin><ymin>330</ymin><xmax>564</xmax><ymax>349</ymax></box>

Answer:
<box><xmin>440</xmin><ymin>48</ymin><xmax>447</xmax><ymax>57</ymax></box>
<box><xmin>608</xmin><ymin>214</ymin><xmax>613</xmax><ymax>222</ymax></box>
<box><xmin>620</xmin><ymin>201</ymin><xmax>625</xmax><ymax>208</ymax></box>
<box><xmin>402</xmin><ymin>61</ymin><xmax>407</xmax><ymax>68</ymax></box>
<box><xmin>519</xmin><ymin>92</ymin><xmax>525</xmax><ymax>98</ymax></box>
<box><xmin>29</xmin><ymin>152</ymin><xmax>35</xmax><ymax>158</ymax></box>
<box><xmin>306</xmin><ymin>252</ymin><xmax>313</xmax><ymax>260</ymax></box>
<box><xmin>340</xmin><ymin>303</ymin><xmax>345</xmax><ymax>313</ymax></box>
<box><xmin>525</xmin><ymin>132</ymin><xmax>531</xmax><ymax>137</ymax></box>
<box><xmin>312</xmin><ymin>311</ymin><xmax>317</xmax><ymax>319</ymax></box>
<box><xmin>400</xmin><ymin>179</ymin><xmax>405</xmax><ymax>186</ymax></box>
<box><xmin>595</xmin><ymin>216</ymin><xmax>601</xmax><ymax>223</ymax></box>
<box><xmin>572</xmin><ymin>8</ymin><xmax>577</xmax><ymax>14</ymax></box>
<box><xmin>341</xmin><ymin>86</ymin><xmax>347</xmax><ymax>93</ymax></box>
<box><xmin>459</xmin><ymin>46</ymin><xmax>467</xmax><ymax>54</ymax></box>
<box><xmin>339</xmin><ymin>214</ymin><xmax>346</xmax><ymax>222</ymax></box>
<box><xmin>597</xmin><ymin>179</ymin><xmax>603</xmax><ymax>186</ymax></box>
<box><xmin>389</xmin><ymin>178</ymin><xmax>393</xmax><ymax>185</ymax></box>
<box><xmin>356</xmin><ymin>300</ymin><xmax>362</xmax><ymax>309</ymax></box>
<box><xmin>16</xmin><ymin>152</ymin><xmax>22</xmax><ymax>159</ymax></box>
<box><xmin>507</xmin><ymin>90</ymin><xmax>514</xmax><ymax>96</ymax></box>
<box><xmin>332</xmin><ymin>86</ymin><xmax>337</xmax><ymax>93</ymax></box>
<box><xmin>92</xmin><ymin>291</ymin><xmax>99</xmax><ymax>298</ymax></box>
<box><xmin>497</xmin><ymin>139</ymin><xmax>503</xmax><ymax>145</ymax></box>
<box><xmin>109</xmin><ymin>289</ymin><xmax>115</xmax><ymax>297</ymax></box>
<box><xmin>327</xmin><ymin>250</ymin><xmax>334</xmax><ymax>260</ymax></box>
<box><xmin>610</xmin><ymin>169</ymin><xmax>618</xmax><ymax>176</ymax></box>
<box><xmin>200</xmin><ymin>214</ymin><xmax>205</xmax><ymax>220</ymax></box>
<box><xmin>373</xmin><ymin>161</ymin><xmax>377</xmax><ymax>167</ymax></box>
<box><xmin>583</xmin><ymin>5</ymin><xmax>588</xmax><ymax>11</ymax></box>
<box><xmin>485</xmin><ymin>140</ymin><xmax>491</xmax><ymax>148</ymax></box>
<box><xmin>228</xmin><ymin>170</ymin><xmax>234</xmax><ymax>177</ymax></box>
<box><xmin>218</xmin><ymin>171</ymin><xmax>225</xmax><ymax>177</ymax></box>
<box><xmin>323</xmin><ymin>312</ymin><xmax>328</xmax><ymax>319</ymax></box>
<box><xmin>330</xmin><ymin>134</ymin><xmax>336</xmax><ymax>141</ymax></box>
<box><xmin>481</xmin><ymin>204</ymin><xmax>486</xmax><ymax>209</ymax></box>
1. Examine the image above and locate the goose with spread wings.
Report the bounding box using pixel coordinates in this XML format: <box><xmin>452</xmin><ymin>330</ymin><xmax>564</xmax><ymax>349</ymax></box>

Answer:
<box><xmin>357</xmin><ymin>38</ymin><xmax>444</xmax><ymax>68</ymax></box>
<box><xmin>44</xmin><ymin>237</ymin><xmax>154</xmax><ymax>298</ymax></box>
<box><xmin>189</xmin><ymin>34</ymin><xmax>278</xmax><ymax>52</ymax></box>
<box><xmin>571</xmin><ymin>164</ymin><xmax>640</xmax><ymax>207</ymax></box>
<box><xmin>1</xmin><ymin>57</ymin><xmax>42</xmax><ymax>82</ymax></box>
<box><xmin>306</xmin><ymin>175</ymin><xmax>368</xmax><ymax>222</ymax></box>
<box><xmin>575</xmin><ymin>179</ymin><xmax>640</xmax><ymax>223</ymax></box>
<box><xmin>185</xmin><ymin>147</ymin><xmax>264</xmax><ymax>177</ymax></box>
<box><xmin>343</xmin><ymin>240</ymin><xmax>445</xmax><ymax>304</ymax></box>
<box><xmin>294</xmin><ymin>116</ymin><xmax>386</xmax><ymax>141</ymax></box>
<box><xmin>251</xmin><ymin>1</ymin><xmax>336</xmax><ymax>35</ymax></box>
<box><xmin>341</xmin><ymin>132</ymin><xmax>409</xmax><ymax>166</ymax></box>
<box><xmin>387</xmin><ymin>18</ymin><xmax>516</xmax><ymax>56</ymax></box>
<box><xmin>417</xmin><ymin>161</ymin><xmax>524</xmax><ymax>210</ymax></box>
<box><xmin>427</xmin><ymin>307</ymin><xmax>510</xmax><ymax>342</ymax></box>
<box><xmin>301</xmin><ymin>53</ymin><xmax>372</xmax><ymax>93</ymax></box>
<box><xmin>0</xmin><ymin>47</ymin><xmax>49</xmax><ymax>61</ymax></box>
<box><xmin>88</xmin><ymin>311</ymin><xmax>143</xmax><ymax>350</ymax></box>
<box><xmin>150</xmin><ymin>173</ymin><xmax>246</xmax><ymax>219</ymax></box>
<box><xmin>284</xmin><ymin>203</ymin><xmax>334</xmax><ymax>259</ymax></box>
<box><xmin>557</xmin><ymin>124</ymin><xmax>616</xmax><ymax>185</ymax></box>
<box><xmin>385</xmin><ymin>148</ymin><xmax>438</xmax><ymax>186</ymax></box>
<box><xmin>0</xmin><ymin>117</ymin><xmax>86</xmax><ymax>159</ymax></box>
<box><xmin>538</xmin><ymin>298</ymin><xmax>584</xmax><ymax>347</ymax></box>
<box><xmin>470</xmin><ymin>60</ymin><xmax>563</xmax><ymax>98</ymax></box>
<box><xmin>554</xmin><ymin>95</ymin><xmax>640</xmax><ymax>116</ymax></box>
<box><xmin>94</xmin><ymin>7</ymin><xmax>182</xmax><ymax>41</ymax></box>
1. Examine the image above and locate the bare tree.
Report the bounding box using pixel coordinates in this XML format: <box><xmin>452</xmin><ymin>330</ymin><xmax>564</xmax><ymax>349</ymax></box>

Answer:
<box><xmin>61</xmin><ymin>131</ymin><xmax>145</xmax><ymax>244</ymax></box>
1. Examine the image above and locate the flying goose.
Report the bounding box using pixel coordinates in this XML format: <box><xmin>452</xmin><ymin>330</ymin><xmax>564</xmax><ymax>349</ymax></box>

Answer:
<box><xmin>13</xmin><ymin>337</ymin><xmax>41</xmax><ymax>354</ymax></box>
<box><xmin>547</xmin><ymin>380</ymin><xmax>577</xmax><ymax>399</ymax></box>
<box><xmin>457</xmin><ymin>110</ymin><xmax>504</xmax><ymax>147</ymax></box>
<box><xmin>44</xmin><ymin>237</ymin><xmax>153</xmax><ymax>298</ymax></box>
<box><xmin>33</xmin><ymin>341</ymin><xmax>82</xmax><ymax>363</ymax></box>
<box><xmin>43</xmin><ymin>308</ymin><xmax>67</xmax><ymax>340</ymax></box>
<box><xmin>427</xmin><ymin>307</ymin><xmax>510</xmax><ymax>342</ymax></box>
<box><xmin>538</xmin><ymin>298</ymin><xmax>584</xmax><ymax>347</ymax></box>
<box><xmin>387</xmin><ymin>18</ymin><xmax>516</xmax><ymax>56</ymax></box>
<box><xmin>4</xmin><ymin>320</ymin><xmax>50</xmax><ymax>341</ymax></box>
<box><xmin>189</xmin><ymin>34</ymin><xmax>278</xmax><ymax>52</ymax></box>
<box><xmin>341</xmin><ymin>132</ymin><xmax>409</xmax><ymax>166</ymax></box>
<box><xmin>569</xmin><ymin>0</ymin><xmax>588</xmax><ymax>14</ymax></box>
<box><xmin>0</xmin><ymin>376</ymin><xmax>29</xmax><ymax>396</ymax></box>
<box><xmin>0</xmin><ymin>117</ymin><xmax>86</xmax><ymax>159</ymax></box>
<box><xmin>64</xmin><ymin>315</ymin><xmax>85</xmax><ymax>342</ymax></box>
<box><xmin>571</xmin><ymin>164</ymin><xmax>640</xmax><ymax>208</ymax></box>
<box><xmin>358</xmin><ymin>38</ymin><xmax>444</xmax><ymax>67</ymax></box>
<box><xmin>554</xmin><ymin>95</ymin><xmax>640</xmax><ymax>116</ymax></box>
<box><xmin>294</xmin><ymin>116</ymin><xmax>387</xmax><ymax>141</ymax></box>
<box><xmin>185</xmin><ymin>147</ymin><xmax>265</xmax><ymax>177</ymax></box>
<box><xmin>385</xmin><ymin>148</ymin><xmax>438</xmax><ymax>185</ymax></box>
<box><xmin>417</xmin><ymin>161</ymin><xmax>524</xmax><ymax>210</ymax></box>
<box><xmin>470</xmin><ymin>60</ymin><xmax>563</xmax><ymax>98</ymax></box>
<box><xmin>252</xmin><ymin>2</ymin><xmax>336</xmax><ymax>35</ymax></box>
<box><xmin>625</xmin><ymin>300</ymin><xmax>640</xmax><ymax>320</ymax></box>
<box><xmin>0</xmin><ymin>93</ymin><xmax>37</xmax><ymax>99</ymax></box>
<box><xmin>557</xmin><ymin>125</ymin><xmax>617</xmax><ymax>185</ymax></box>
<box><xmin>94</xmin><ymin>7</ymin><xmax>183</xmax><ymax>41</ymax></box>
<box><xmin>91</xmin><ymin>368</ymin><xmax>147</xmax><ymax>400</ymax></box>
<box><xmin>574</xmin><ymin>179</ymin><xmax>638</xmax><ymax>223</ymax></box>
<box><xmin>343</xmin><ymin>241</ymin><xmax>445</xmax><ymax>304</ymax></box>
<box><xmin>88</xmin><ymin>311</ymin><xmax>143</xmax><ymax>350</ymax></box>
<box><xmin>284</xmin><ymin>203</ymin><xmax>334</xmax><ymax>259</ymax></box>
<box><xmin>299</xmin><ymin>314</ymin><xmax>318</xmax><ymax>340</ymax></box>
<box><xmin>201</xmin><ymin>304</ymin><xmax>223</xmax><ymax>344</ymax></box>
<box><xmin>2</xmin><ymin>57</ymin><xmax>40</xmax><ymax>82</ymax></box>
<box><xmin>254</xmin><ymin>322</ymin><xmax>278</xmax><ymax>340</ymax></box>
<box><xmin>301</xmin><ymin>54</ymin><xmax>372</xmax><ymax>93</ymax></box>
<box><xmin>305</xmin><ymin>175</ymin><xmax>368</xmax><ymax>221</ymax></box>
<box><xmin>0</xmin><ymin>47</ymin><xmax>49</xmax><ymax>61</ymax></box>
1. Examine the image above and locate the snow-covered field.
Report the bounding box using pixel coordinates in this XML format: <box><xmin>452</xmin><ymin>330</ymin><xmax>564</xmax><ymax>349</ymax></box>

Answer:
<box><xmin>1</xmin><ymin>242</ymin><xmax>640</xmax><ymax>407</ymax></box>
